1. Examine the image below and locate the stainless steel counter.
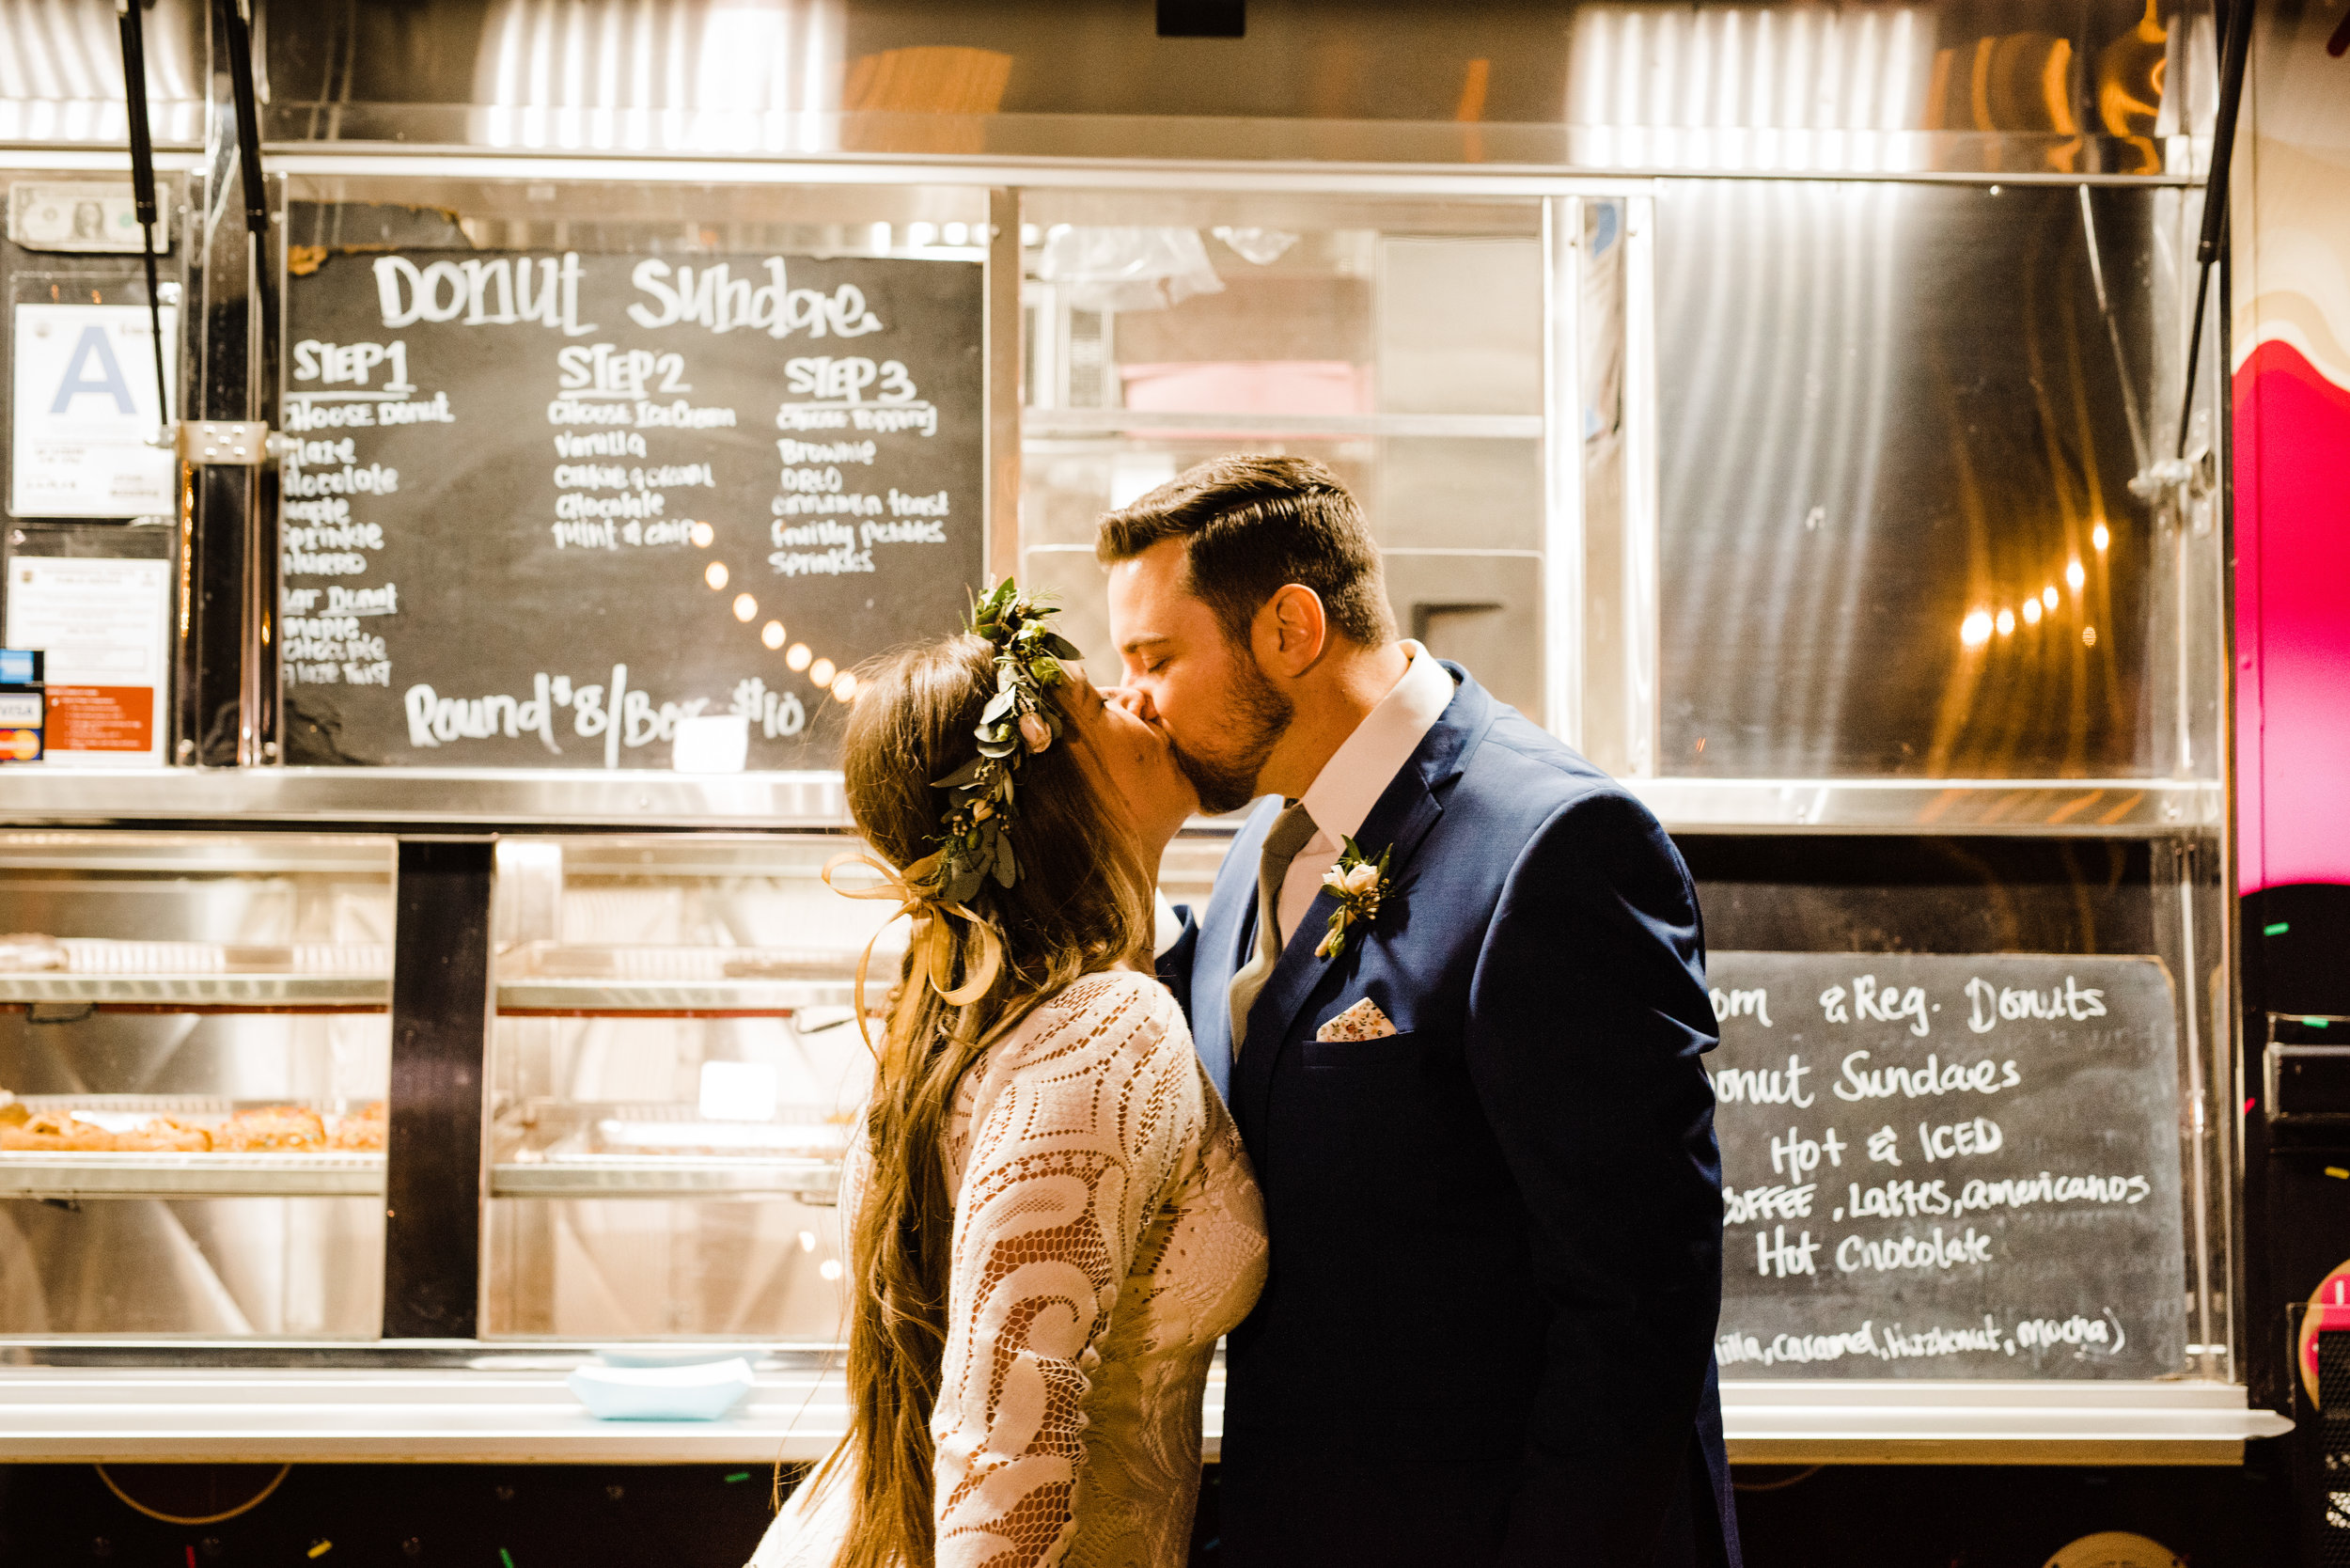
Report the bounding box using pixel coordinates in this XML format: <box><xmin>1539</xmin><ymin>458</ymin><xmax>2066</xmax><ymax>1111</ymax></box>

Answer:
<box><xmin>0</xmin><ymin>1356</ymin><xmax>2291</xmax><ymax>1465</ymax></box>
<box><xmin>0</xmin><ymin>767</ymin><xmax>2223</xmax><ymax>837</ymax></box>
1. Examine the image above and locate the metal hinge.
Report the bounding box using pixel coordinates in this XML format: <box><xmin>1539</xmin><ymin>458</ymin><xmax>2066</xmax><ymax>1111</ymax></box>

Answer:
<box><xmin>174</xmin><ymin>421</ymin><xmax>298</xmax><ymax>466</ymax></box>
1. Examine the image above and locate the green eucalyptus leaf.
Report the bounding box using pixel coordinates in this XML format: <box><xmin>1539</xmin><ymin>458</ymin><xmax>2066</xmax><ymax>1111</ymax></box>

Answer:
<box><xmin>1039</xmin><ymin>632</ymin><xmax>1084</xmax><ymax>662</ymax></box>
<box><xmin>932</xmin><ymin>757</ymin><xmax>989</xmax><ymax>791</ymax></box>
<box><xmin>977</xmin><ymin>737</ymin><xmax>1018</xmax><ymax>759</ymax></box>
<box><xmin>993</xmin><ymin>830</ymin><xmax>1018</xmax><ymax>887</ymax></box>
<box><xmin>981</xmin><ymin>689</ymin><xmax>1018</xmax><ymax>724</ymax></box>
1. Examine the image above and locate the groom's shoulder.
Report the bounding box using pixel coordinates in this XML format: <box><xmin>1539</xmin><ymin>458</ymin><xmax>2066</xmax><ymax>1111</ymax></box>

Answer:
<box><xmin>1453</xmin><ymin>700</ymin><xmax>1631</xmax><ymax>823</ymax></box>
<box><xmin>1448</xmin><ymin>710</ymin><xmax>1684</xmax><ymax>901</ymax></box>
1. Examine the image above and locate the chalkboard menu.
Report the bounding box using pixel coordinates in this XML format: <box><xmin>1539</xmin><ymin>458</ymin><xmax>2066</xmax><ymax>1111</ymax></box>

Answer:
<box><xmin>1709</xmin><ymin>952</ymin><xmax>2186</xmax><ymax>1380</ymax></box>
<box><xmin>280</xmin><ymin>248</ymin><xmax>984</xmax><ymax>767</ymax></box>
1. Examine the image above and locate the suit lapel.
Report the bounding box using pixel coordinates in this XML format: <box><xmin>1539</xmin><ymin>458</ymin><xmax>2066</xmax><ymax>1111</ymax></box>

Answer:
<box><xmin>1237</xmin><ymin>667</ymin><xmax>1496</xmax><ymax>1138</ymax></box>
<box><xmin>1190</xmin><ymin>799</ymin><xmax>1277</xmax><ymax>1104</ymax></box>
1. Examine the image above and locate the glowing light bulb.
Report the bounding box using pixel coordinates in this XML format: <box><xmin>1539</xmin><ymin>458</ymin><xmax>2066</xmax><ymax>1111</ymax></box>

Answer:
<box><xmin>732</xmin><ymin>593</ymin><xmax>758</xmax><ymax>622</ymax></box>
<box><xmin>2043</xmin><ymin>586</ymin><xmax>2059</xmax><ymax>610</ymax></box>
<box><xmin>704</xmin><ymin>561</ymin><xmax>728</xmax><ymax>589</ymax></box>
<box><xmin>761</xmin><ymin>620</ymin><xmax>785</xmax><ymax>650</ymax></box>
<box><xmin>1995</xmin><ymin>608</ymin><xmax>2015</xmax><ymax>636</ymax></box>
<box><xmin>832</xmin><ymin>671</ymin><xmax>859</xmax><ymax>702</ymax></box>
<box><xmin>2065</xmin><ymin>559</ymin><xmax>2086</xmax><ymax>590</ymax></box>
<box><xmin>786</xmin><ymin>643</ymin><xmax>812</xmax><ymax>671</ymax></box>
<box><xmin>2092</xmin><ymin>522</ymin><xmax>2110</xmax><ymax>552</ymax></box>
<box><xmin>2022</xmin><ymin>598</ymin><xmax>2042</xmax><ymax>625</ymax></box>
<box><xmin>818</xmin><ymin>1260</ymin><xmax>842</xmax><ymax>1281</ymax></box>
<box><xmin>809</xmin><ymin>656</ymin><xmax>837</xmax><ymax>686</ymax></box>
<box><xmin>1960</xmin><ymin>611</ymin><xmax>1994</xmax><ymax>647</ymax></box>
<box><xmin>2083</xmin><ymin>625</ymin><xmax>2097</xmax><ymax>647</ymax></box>
<box><xmin>691</xmin><ymin>522</ymin><xmax>715</xmax><ymax>548</ymax></box>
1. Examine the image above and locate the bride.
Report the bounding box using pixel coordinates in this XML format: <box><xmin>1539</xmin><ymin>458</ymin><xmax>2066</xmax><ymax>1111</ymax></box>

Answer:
<box><xmin>752</xmin><ymin>583</ymin><xmax>1267</xmax><ymax>1568</ymax></box>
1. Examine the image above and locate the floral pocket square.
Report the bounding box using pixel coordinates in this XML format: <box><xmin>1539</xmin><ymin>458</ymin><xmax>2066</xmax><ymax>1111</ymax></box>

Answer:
<box><xmin>1316</xmin><ymin>998</ymin><xmax>1398</xmax><ymax>1043</ymax></box>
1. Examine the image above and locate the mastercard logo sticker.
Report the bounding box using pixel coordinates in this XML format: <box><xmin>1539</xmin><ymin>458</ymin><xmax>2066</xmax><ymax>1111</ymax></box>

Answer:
<box><xmin>0</xmin><ymin>729</ymin><xmax>39</xmax><ymax>761</ymax></box>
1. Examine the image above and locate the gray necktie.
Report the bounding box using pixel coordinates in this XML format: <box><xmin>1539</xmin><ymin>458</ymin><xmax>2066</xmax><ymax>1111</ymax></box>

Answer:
<box><xmin>1228</xmin><ymin>801</ymin><xmax>1319</xmax><ymax>1058</ymax></box>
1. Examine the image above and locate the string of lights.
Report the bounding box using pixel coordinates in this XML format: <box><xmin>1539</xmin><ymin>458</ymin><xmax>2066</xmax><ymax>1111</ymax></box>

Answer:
<box><xmin>697</xmin><ymin>530</ymin><xmax>860</xmax><ymax>704</ymax></box>
<box><xmin>1957</xmin><ymin>522</ymin><xmax>2109</xmax><ymax>652</ymax></box>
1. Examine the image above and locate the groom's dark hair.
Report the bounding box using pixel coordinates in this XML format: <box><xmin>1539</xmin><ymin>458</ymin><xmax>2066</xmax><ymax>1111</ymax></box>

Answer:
<box><xmin>1095</xmin><ymin>454</ymin><xmax>1397</xmax><ymax>649</ymax></box>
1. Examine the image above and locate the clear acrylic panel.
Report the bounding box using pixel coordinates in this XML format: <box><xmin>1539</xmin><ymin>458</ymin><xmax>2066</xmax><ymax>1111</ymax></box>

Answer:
<box><xmin>482</xmin><ymin>835</ymin><xmax>884</xmax><ymax>1341</ymax></box>
<box><xmin>1019</xmin><ymin>187</ymin><xmax>1550</xmax><ymax>719</ymax></box>
<box><xmin>0</xmin><ymin>834</ymin><xmax>395</xmax><ymax>1339</ymax></box>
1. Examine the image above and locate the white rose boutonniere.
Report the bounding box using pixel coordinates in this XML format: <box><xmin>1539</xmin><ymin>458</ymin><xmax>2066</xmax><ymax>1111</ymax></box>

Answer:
<box><xmin>1316</xmin><ymin>835</ymin><xmax>1394</xmax><ymax>960</ymax></box>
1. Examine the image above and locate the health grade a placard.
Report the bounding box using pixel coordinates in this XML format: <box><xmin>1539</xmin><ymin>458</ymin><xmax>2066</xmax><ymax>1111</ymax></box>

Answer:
<box><xmin>9</xmin><ymin>303</ymin><xmax>178</xmax><ymax>518</ymax></box>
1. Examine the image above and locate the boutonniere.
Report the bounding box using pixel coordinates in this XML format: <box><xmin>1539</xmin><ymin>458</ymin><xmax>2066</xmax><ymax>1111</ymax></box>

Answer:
<box><xmin>1316</xmin><ymin>836</ymin><xmax>1394</xmax><ymax>960</ymax></box>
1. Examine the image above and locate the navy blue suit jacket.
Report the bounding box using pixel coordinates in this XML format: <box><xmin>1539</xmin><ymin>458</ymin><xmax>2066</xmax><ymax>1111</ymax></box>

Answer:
<box><xmin>1160</xmin><ymin>665</ymin><xmax>1738</xmax><ymax>1568</ymax></box>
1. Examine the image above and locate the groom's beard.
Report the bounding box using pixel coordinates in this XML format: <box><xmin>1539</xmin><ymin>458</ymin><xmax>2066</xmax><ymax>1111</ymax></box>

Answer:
<box><xmin>1172</xmin><ymin>662</ymin><xmax>1292</xmax><ymax>816</ymax></box>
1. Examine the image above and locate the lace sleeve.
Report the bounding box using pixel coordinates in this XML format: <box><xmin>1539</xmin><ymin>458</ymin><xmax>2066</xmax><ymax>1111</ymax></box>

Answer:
<box><xmin>930</xmin><ymin>972</ymin><xmax>1193</xmax><ymax>1568</ymax></box>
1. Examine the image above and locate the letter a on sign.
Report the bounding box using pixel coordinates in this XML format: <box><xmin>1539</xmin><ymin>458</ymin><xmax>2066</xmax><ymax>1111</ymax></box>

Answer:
<box><xmin>48</xmin><ymin>324</ymin><xmax>137</xmax><ymax>414</ymax></box>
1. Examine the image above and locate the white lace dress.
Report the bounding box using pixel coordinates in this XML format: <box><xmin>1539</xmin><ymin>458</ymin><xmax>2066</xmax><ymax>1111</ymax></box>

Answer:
<box><xmin>750</xmin><ymin>968</ymin><xmax>1267</xmax><ymax>1568</ymax></box>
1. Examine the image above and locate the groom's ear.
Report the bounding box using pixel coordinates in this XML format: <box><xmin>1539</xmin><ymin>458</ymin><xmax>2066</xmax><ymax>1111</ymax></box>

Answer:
<box><xmin>1252</xmin><ymin>584</ymin><xmax>1329</xmax><ymax>679</ymax></box>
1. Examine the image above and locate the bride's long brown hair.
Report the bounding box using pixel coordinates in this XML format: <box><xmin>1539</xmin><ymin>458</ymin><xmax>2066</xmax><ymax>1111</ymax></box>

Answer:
<box><xmin>822</xmin><ymin>632</ymin><xmax>1155</xmax><ymax>1568</ymax></box>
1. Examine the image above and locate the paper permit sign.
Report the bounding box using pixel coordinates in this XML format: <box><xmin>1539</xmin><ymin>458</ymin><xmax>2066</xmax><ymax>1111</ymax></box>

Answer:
<box><xmin>5</xmin><ymin>557</ymin><xmax>170</xmax><ymax>765</ymax></box>
<box><xmin>10</xmin><ymin>303</ymin><xmax>178</xmax><ymax>517</ymax></box>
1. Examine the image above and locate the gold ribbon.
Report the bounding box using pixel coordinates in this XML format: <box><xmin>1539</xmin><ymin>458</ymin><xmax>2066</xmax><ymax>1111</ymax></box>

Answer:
<box><xmin>823</xmin><ymin>851</ymin><xmax>1005</xmax><ymax>1050</ymax></box>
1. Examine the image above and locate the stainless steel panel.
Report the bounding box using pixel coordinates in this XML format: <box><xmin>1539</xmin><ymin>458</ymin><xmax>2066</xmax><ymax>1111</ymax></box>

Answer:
<box><xmin>0</xmin><ymin>1198</ymin><xmax>384</xmax><ymax>1335</ymax></box>
<box><xmin>0</xmin><ymin>0</ymin><xmax>205</xmax><ymax>146</ymax></box>
<box><xmin>242</xmin><ymin>0</ymin><xmax>2210</xmax><ymax>178</ymax></box>
<box><xmin>1653</xmin><ymin>180</ymin><xmax>2183</xmax><ymax>780</ymax></box>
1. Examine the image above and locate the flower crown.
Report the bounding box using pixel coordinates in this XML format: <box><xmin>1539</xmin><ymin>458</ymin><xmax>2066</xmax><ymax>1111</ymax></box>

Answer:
<box><xmin>921</xmin><ymin>578</ymin><xmax>1084</xmax><ymax>906</ymax></box>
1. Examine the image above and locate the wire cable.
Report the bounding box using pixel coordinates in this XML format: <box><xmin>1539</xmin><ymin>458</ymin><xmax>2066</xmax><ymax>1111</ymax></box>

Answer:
<box><xmin>2174</xmin><ymin>0</ymin><xmax>2257</xmax><ymax>463</ymax></box>
<box><xmin>1731</xmin><ymin>1464</ymin><xmax>1825</xmax><ymax>1494</ymax></box>
<box><xmin>94</xmin><ymin>1464</ymin><xmax>291</xmax><ymax>1526</ymax></box>
<box><xmin>114</xmin><ymin>0</ymin><xmax>169</xmax><ymax>427</ymax></box>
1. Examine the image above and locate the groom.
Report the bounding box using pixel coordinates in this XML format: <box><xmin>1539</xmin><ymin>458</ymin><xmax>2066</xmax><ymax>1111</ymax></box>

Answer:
<box><xmin>1099</xmin><ymin>455</ymin><xmax>1738</xmax><ymax>1567</ymax></box>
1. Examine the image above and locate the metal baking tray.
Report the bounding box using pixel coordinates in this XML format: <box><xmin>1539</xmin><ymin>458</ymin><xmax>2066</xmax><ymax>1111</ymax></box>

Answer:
<box><xmin>0</xmin><ymin>973</ymin><xmax>390</xmax><ymax>1011</ymax></box>
<box><xmin>494</xmin><ymin>942</ymin><xmax>885</xmax><ymax>1017</ymax></box>
<box><xmin>0</xmin><ymin>940</ymin><xmax>391</xmax><ymax>1013</ymax></box>
<box><xmin>491</xmin><ymin>1105</ymin><xmax>846</xmax><ymax>1200</ymax></box>
<box><xmin>0</xmin><ymin>1096</ymin><xmax>386</xmax><ymax>1199</ymax></box>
